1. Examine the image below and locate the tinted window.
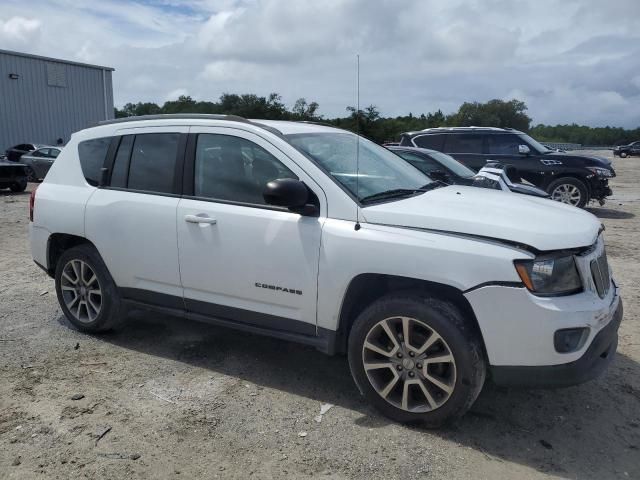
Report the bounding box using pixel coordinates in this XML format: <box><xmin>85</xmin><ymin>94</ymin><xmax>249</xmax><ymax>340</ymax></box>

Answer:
<box><xmin>413</xmin><ymin>135</ymin><xmax>444</xmax><ymax>151</ymax></box>
<box><xmin>110</xmin><ymin>135</ymin><xmax>134</xmax><ymax>188</ymax></box>
<box><xmin>395</xmin><ymin>151</ymin><xmax>442</xmax><ymax>175</ymax></box>
<box><xmin>50</xmin><ymin>149</ymin><xmax>60</xmax><ymax>158</ymax></box>
<box><xmin>127</xmin><ymin>133</ymin><xmax>179</xmax><ymax>194</ymax></box>
<box><xmin>444</xmin><ymin>134</ymin><xmax>483</xmax><ymax>154</ymax></box>
<box><xmin>32</xmin><ymin>149</ymin><xmax>46</xmax><ymax>157</ymax></box>
<box><xmin>195</xmin><ymin>134</ymin><xmax>296</xmax><ymax>205</ymax></box>
<box><xmin>78</xmin><ymin>137</ymin><xmax>111</xmax><ymax>186</ymax></box>
<box><xmin>487</xmin><ymin>134</ymin><xmax>521</xmax><ymax>155</ymax></box>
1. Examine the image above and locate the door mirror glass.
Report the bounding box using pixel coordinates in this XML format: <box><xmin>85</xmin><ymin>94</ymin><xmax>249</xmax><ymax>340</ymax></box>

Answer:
<box><xmin>518</xmin><ymin>144</ymin><xmax>530</xmax><ymax>155</ymax></box>
<box><xmin>263</xmin><ymin>178</ymin><xmax>309</xmax><ymax>210</ymax></box>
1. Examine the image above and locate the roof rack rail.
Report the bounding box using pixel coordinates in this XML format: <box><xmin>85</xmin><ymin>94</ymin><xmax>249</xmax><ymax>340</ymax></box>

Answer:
<box><xmin>98</xmin><ymin>113</ymin><xmax>251</xmax><ymax>126</ymax></box>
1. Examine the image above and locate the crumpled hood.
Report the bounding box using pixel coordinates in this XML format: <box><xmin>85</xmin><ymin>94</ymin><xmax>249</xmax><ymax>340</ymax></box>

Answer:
<box><xmin>361</xmin><ymin>186</ymin><xmax>601</xmax><ymax>251</ymax></box>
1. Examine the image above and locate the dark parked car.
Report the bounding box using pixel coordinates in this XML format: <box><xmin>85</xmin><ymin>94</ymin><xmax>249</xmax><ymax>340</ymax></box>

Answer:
<box><xmin>19</xmin><ymin>146</ymin><xmax>62</xmax><ymax>181</ymax></box>
<box><xmin>0</xmin><ymin>159</ymin><xmax>28</xmax><ymax>192</ymax></box>
<box><xmin>399</xmin><ymin>127</ymin><xmax>615</xmax><ymax>208</ymax></box>
<box><xmin>4</xmin><ymin>143</ymin><xmax>45</xmax><ymax>162</ymax></box>
<box><xmin>613</xmin><ymin>141</ymin><xmax>640</xmax><ymax>158</ymax></box>
<box><xmin>388</xmin><ymin>146</ymin><xmax>549</xmax><ymax>198</ymax></box>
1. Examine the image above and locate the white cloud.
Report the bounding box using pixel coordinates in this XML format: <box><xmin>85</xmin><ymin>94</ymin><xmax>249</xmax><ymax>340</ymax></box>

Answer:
<box><xmin>0</xmin><ymin>0</ymin><xmax>639</xmax><ymax>127</ymax></box>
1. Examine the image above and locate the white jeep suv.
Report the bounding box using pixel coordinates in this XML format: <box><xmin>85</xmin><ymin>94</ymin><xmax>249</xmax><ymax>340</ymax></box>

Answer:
<box><xmin>30</xmin><ymin>115</ymin><xmax>622</xmax><ymax>426</ymax></box>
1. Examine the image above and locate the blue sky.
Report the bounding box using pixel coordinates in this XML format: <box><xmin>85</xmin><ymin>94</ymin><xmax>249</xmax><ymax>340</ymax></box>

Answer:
<box><xmin>1</xmin><ymin>0</ymin><xmax>639</xmax><ymax>127</ymax></box>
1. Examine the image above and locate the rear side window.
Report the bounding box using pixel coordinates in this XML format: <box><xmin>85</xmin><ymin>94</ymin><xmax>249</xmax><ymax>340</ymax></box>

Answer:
<box><xmin>443</xmin><ymin>134</ymin><xmax>483</xmax><ymax>154</ymax></box>
<box><xmin>127</xmin><ymin>133</ymin><xmax>180</xmax><ymax>194</ymax></box>
<box><xmin>412</xmin><ymin>134</ymin><xmax>444</xmax><ymax>151</ymax></box>
<box><xmin>78</xmin><ymin>137</ymin><xmax>110</xmax><ymax>186</ymax></box>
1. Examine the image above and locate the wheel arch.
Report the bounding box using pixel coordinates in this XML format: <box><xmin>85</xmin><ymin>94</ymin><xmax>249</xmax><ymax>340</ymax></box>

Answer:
<box><xmin>47</xmin><ymin>233</ymin><xmax>97</xmax><ymax>277</ymax></box>
<box><xmin>335</xmin><ymin>273</ymin><xmax>487</xmax><ymax>358</ymax></box>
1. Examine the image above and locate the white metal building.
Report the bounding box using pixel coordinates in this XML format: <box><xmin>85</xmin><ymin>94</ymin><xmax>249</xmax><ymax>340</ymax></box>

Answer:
<box><xmin>0</xmin><ymin>49</ymin><xmax>114</xmax><ymax>150</ymax></box>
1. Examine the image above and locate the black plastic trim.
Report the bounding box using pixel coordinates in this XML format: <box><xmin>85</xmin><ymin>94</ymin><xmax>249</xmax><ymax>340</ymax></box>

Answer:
<box><xmin>490</xmin><ymin>299</ymin><xmax>623</xmax><ymax>388</ymax></box>
<box><xmin>118</xmin><ymin>288</ymin><xmax>337</xmax><ymax>354</ymax></box>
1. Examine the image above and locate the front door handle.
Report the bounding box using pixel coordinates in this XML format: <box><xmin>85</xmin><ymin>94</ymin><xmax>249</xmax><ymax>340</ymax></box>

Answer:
<box><xmin>184</xmin><ymin>214</ymin><xmax>217</xmax><ymax>225</ymax></box>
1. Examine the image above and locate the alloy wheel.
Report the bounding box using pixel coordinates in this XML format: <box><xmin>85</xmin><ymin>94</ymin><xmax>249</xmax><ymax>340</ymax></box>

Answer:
<box><xmin>362</xmin><ymin>316</ymin><xmax>457</xmax><ymax>413</ymax></box>
<box><xmin>551</xmin><ymin>184</ymin><xmax>582</xmax><ymax>206</ymax></box>
<box><xmin>60</xmin><ymin>259</ymin><xmax>102</xmax><ymax>323</ymax></box>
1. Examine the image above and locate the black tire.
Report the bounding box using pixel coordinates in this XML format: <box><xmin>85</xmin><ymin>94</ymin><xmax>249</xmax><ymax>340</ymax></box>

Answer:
<box><xmin>547</xmin><ymin>177</ymin><xmax>589</xmax><ymax>208</ymax></box>
<box><xmin>348</xmin><ymin>293</ymin><xmax>486</xmax><ymax>427</ymax></box>
<box><xmin>24</xmin><ymin>166</ymin><xmax>37</xmax><ymax>182</ymax></box>
<box><xmin>10</xmin><ymin>179</ymin><xmax>27</xmax><ymax>192</ymax></box>
<box><xmin>620</xmin><ymin>151</ymin><xmax>628</xmax><ymax>158</ymax></box>
<box><xmin>54</xmin><ymin>244</ymin><xmax>124</xmax><ymax>333</ymax></box>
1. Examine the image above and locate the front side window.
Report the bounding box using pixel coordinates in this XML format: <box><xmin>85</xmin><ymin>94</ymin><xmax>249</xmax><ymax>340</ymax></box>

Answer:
<box><xmin>194</xmin><ymin>134</ymin><xmax>296</xmax><ymax>205</ymax></box>
<box><xmin>127</xmin><ymin>133</ymin><xmax>180</xmax><ymax>194</ymax></box>
<box><xmin>50</xmin><ymin>148</ymin><xmax>61</xmax><ymax>159</ymax></box>
<box><xmin>32</xmin><ymin>149</ymin><xmax>47</xmax><ymax>157</ymax></box>
<box><xmin>78</xmin><ymin>137</ymin><xmax>111</xmax><ymax>186</ymax></box>
<box><xmin>487</xmin><ymin>134</ymin><xmax>521</xmax><ymax>155</ymax></box>
<box><xmin>286</xmin><ymin>132</ymin><xmax>431</xmax><ymax>203</ymax></box>
<box><xmin>443</xmin><ymin>134</ymin><xmax>483</xmax><ymax>154</ymax></box>
<box><xmin>395</xmin><ymin>151</ymin><xmax>442</xmax><ymax>175</ymax></box>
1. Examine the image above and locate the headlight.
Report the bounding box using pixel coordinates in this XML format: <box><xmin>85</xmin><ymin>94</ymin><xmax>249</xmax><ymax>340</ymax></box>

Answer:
<box><xmin>586</xmin><ymin>167</ymin><xmax>613</xmax><ymax>178</ymax></box>
<box><xmin>514</xmin><ymin>255</ymin><xmax>582</xmax><ymax>295</ymax></box>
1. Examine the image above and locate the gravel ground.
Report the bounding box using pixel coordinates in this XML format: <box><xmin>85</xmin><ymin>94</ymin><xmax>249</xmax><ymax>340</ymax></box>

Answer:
<box><xmin>1</xmin><ymin>151</ymin><xmax>639</xmax><ymax>479</ymax></box>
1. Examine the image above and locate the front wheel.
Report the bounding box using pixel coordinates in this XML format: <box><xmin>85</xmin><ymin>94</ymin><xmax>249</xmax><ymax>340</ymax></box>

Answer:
<box><xmin>348</xmin><ymin>294</ymin><xmax>486</xmax><ymax>427</ymax></box>
<box><xmin>620</xmin><ymin>151</ymin><xmax>628</xmax><ymax>158</ymax></box>
<box><xmin>547</xmin><ymin>177</ymin><xmax>588</xmax><ymax>208</ymax></box>
<box><xmin>55</xmin><ymin>244</ymin><xmax>124</xmax><ymax>333</ymax></box>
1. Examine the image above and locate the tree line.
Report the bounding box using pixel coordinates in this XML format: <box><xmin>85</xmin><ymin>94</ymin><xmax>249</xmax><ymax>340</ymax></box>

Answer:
<box><xmin>115</xmin><ymin>94</ymin><xmax>639</xmax><ymax>146</ymax></box>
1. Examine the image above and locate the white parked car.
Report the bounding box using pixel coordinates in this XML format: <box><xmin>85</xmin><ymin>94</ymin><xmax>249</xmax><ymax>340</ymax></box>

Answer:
<box><xmin>30</xmin><ymin>115</ymin><xmax>622</xmax><ymax>426</ymax></box>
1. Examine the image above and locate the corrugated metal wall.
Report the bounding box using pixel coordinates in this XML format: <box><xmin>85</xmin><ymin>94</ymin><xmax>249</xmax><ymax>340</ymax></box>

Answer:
<box><xmin>0</xmin><ymin>51</ymin><xmax>114</xmax><ymax>150</ymax></box>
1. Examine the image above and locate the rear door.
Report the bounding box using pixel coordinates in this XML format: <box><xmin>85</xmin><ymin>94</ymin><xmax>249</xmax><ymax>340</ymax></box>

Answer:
<box><xmin>84</xmin><ymin>127</ymin><xmax>188</xmax><ymax>306</ymax></box>
<box><xmin>176</xmin><ymin>127</ymin><xmax>325</xmax><ymax>335</ymax></box>
<box><xmin>441</xmin><ymin>133</ymin><xmax>486</xmax><ymax>171</ymax></box>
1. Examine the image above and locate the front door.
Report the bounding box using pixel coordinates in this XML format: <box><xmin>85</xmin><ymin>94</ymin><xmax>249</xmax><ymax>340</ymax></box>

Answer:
<box><xmin>177</xmin><ymin>127</ymin><xmax>324</xmax><ymax>335</ymax></box>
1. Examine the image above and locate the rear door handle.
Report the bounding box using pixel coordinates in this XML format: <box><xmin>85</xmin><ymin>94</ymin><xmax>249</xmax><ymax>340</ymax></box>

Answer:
<box><xmin>184</xmin><ymin>214</ymin><xmax>217</xmax><ymax>225</ymax></box>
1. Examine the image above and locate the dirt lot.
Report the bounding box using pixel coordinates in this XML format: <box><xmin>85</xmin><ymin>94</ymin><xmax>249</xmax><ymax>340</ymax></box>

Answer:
<box><xmin>1</xmin><ymin>151</ymin><xmax>639</xmax><ymax>480</ymax></box>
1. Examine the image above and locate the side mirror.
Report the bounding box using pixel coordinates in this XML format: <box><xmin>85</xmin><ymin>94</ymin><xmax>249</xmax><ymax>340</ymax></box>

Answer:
<box><xmin>264</xmin><ymin>178</ymin><xmax>311</xmax><ymax>212</ymax></box>
<box><xmin>518</xmin><ymin>144</ymin><xmax>530</xmax><ymax>155</ymax></box>
<box><xmin>429</xmin><ymin>170</ymin><xmax>449</xmax><ymax>182</ymax></box>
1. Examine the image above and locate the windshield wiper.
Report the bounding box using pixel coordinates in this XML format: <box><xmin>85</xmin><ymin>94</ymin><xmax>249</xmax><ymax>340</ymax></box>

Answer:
<box><xmin>360</xmin><ymin>182</ymin><xmax>444</xmax><ymax>204</ymax></box>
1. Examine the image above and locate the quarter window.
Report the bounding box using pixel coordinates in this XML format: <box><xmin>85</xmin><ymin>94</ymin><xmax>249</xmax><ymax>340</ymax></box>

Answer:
<box><xmin>78</xmin><ymin>137</ymin><xmax>111</xmax><ymax>186</ymax></box>
<box><xmin>127</xmin><ymin>133</ymin><xmax>180</xmax><ymax>194</ymax></box>
<box><xmin>444</xmin><ymin>134</ymin><xmax>483</xmax><ymax>154</ymax></box>
<box><xmin>194</xmin><ymin>134</ymin><xmax>296</xmax><ymax>205</ymax></box>
<box><xmin>487</xmin><ymin>134</ymin><xmax>521</xmax><ymax>155</ymax></box>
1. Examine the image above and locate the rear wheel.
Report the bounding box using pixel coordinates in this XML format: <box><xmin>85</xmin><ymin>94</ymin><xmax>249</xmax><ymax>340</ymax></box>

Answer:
<box><xmin>55</xmin><ymin>244</ymin><xmax>123</xmax><ymax>333</ymax></box>
<box><xmin>348</xmin><ymin>294</ymin><xmax>486</xmax><ymax>427</ymax></box>
<box><xmin>24</xmin><ymin>166</ymin><xmax>37</xmax><ymax>182</ymax></box>
<box><xmin>547</xmin><ymin>177</ymin><xmax>588</xmax><ymax>208</ymax></box>
<box><xmin>10</xmin><ymin>179</ymin><xmax>27</xmax><ymax>192</ymax></box>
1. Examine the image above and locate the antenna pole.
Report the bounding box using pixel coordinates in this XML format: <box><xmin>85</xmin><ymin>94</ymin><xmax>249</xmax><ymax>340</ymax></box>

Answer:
<box><xmin>354</xmin><ymin>54</ymin><xmax>361</xmax><ymax>231</ymax></box>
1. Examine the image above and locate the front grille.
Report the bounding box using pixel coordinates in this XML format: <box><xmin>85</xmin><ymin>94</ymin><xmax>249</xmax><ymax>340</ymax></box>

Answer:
<box><xmin>590</xmin><ymin>249</ymin><xmax>610</xmax><ymax>298</ymax></box>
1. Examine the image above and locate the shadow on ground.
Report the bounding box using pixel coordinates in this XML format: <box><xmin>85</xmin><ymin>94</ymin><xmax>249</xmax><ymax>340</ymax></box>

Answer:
<box><xmin>586</xmin><ymin>206</ymin><xmax>635</xmax><ymax>219</ymax></box>
<box><xmin>62</xmin><ymin>310</ymin><xmax>640</xmax><ymax>478</ymax></box>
